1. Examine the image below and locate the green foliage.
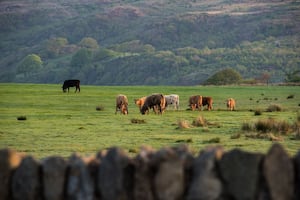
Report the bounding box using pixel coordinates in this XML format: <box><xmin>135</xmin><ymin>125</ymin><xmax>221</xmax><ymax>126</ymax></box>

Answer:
<box><xmin>0</xmin><ymin>0</ymin><xmax>299</xmax><ymax>85</ymax></box>
<box><xmin>110</xmin><ymin>40</ymin><xmax>155</xmax><ymax>53</ymax></box>
<box><xmin>17</xmin><ymin>54</ymin><xmax>43</xmax><ymax>77</ymax></box>
<box><xmin>285</xmin><ymin>70</ymin><xmax>300</xmax><ymax>83</ymax></box>
<box><xmin>45</xmin><ymin>37</ymin><xmax>69</xmax><ymax>58</ymax></box>
<box><xmin>79</xmin><ymin>37</ymin><xmax>99</xmax><ymax>49</ymax></box>
<box><xmin>204</xmin><ymin>68</ymin><xmax>242</xmax><ymax>85</ymax></box>
<box><xmin>70</xmin><ymin>48</ymin><xmax>93</xmax><ymax>69</ymax></box>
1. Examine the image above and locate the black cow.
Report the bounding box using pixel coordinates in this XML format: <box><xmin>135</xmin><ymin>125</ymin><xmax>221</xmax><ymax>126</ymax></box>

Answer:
<box><xmin>140</xmin><ymin>94</ymin><xmax>166</xmax><ymax>115</ymax></box>
<box><xmin>62</xmin><ymin>80</ymin><xmax>80</xmax><ymax>93</ymax></box>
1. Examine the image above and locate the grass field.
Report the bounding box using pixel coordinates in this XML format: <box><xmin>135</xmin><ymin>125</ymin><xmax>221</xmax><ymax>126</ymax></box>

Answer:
<box><xmin>0</xmin><ymin>83</ymin><xmax>299</xmax><ymax>158</ymax></box>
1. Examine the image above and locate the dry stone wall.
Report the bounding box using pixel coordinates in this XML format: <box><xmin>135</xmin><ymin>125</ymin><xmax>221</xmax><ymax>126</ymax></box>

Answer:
<box><xmin>0</xmin><ymin>143</ymin><xmax>299</xmax><ymax>200</ymax></box>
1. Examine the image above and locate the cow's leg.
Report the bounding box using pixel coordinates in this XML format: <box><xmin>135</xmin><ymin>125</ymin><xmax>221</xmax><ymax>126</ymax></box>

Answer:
<box><xmin>197</xmin><ymin>104</ymin><xmax>201</xmax><ymax>111</ymax></box>
<box><xmin>158</xmin><ymin>105</ymin><xmax>163</xmax><ymax>115</ymax></box>
<box><xmin>191</xmin><ymin>104</ymin><xmax>195</xmax><ymax>111</ymax></box>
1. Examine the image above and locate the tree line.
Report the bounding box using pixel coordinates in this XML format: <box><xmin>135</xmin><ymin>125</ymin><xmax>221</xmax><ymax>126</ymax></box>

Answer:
<box><xmin>1</xmin><ymin>0</ymin><xmax>299</xmax><ymax>85</ymax></box>
<box><xmin>15</xmin><ymin>36</ymin><xmax>299</xmax><ymax>85</ymax></box>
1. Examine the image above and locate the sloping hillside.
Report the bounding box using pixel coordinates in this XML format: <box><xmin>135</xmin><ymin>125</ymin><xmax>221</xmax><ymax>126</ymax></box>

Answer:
<box><xmin>0</xmin><ymin>0</ymin><xmax>299</xmax><ymax>85</ymax></box>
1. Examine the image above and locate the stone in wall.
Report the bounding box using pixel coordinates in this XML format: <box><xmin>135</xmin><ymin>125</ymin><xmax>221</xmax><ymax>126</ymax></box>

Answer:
<box><xmin>134</xmin><ymin>145</ymin><xmax>156</xmax><ymax>200</ymax></box>
<box><xmin>0</xmin><ymin>149</ymin><xmax>22</xmax><ymax>200</ymax></box>
<box><xmin>294</xmin><ymin>150</ymin><xmax>300</xmax><ymax>200</ymax></box>
<box><xmin>151</xmin><ymin>145</ymin><xmax>193</xmax><ymax>200</ymax></box>
<box><xmin>42</xmin><ymin>156</ymin><xmax>68</xmax><ymax>200</ymax></box>
<box><xmin>262</xmin><ymin>143</ymin><xmax>294</xmax><ymax>200</ymax></box>
<box><xmin>86</xmin><ymin>154</ymin><xmax>101</xmax><ymax>199</ymax></box>
<box><xmin>66</xmin><ymin>153</ymin><xmax>94</xmax><ymax>200</ymax></box>
<box><xmin>186</xmin><ymin>146</ymin><xmax>224</xmax><ymax>200</ymax></box>
<box><xmin>0</xmin><ymin>143</ymin><xmax>298</xmax><ymax>200</ymax></box>
<box><xmin>218</xmin><ymin>148</ymin><xmax>263</xmax><ymax>200</ymax></box>
<box><xmin>97</xmin><ymin>147</ymin><xmax>135</xmax><ymax>200</ymax></box>
<box><xmin>11</xmin><ymin>156</ymin><xmax>42</xmax><ymax>200</ymax></box>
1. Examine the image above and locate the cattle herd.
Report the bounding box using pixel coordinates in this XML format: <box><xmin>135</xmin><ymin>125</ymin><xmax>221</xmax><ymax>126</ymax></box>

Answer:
<box><xmin>116</xmin><ymin>93</ymin><xmax>235</xmax><ymax>115</ymax></box>
<box><xmin>61</xmin><ymin>80</ymin><xmax>235</xmax><ymax>115</ymax></box>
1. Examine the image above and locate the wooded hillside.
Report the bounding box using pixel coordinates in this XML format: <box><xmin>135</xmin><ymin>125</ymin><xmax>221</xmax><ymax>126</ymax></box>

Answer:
<box><xmin>0</xmin><ymin>0</ymin><xmax>299</xmax><ymax>85</ymax></box>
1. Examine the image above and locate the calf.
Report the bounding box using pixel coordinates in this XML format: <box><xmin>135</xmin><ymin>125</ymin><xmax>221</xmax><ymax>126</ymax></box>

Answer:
<box><xmin>189</xmin><ymin>95</ymin><xmax>202</xmax><ymax>111</ymax></box>
<box><xmin>141</xmin><ymin>94</ymin><xmax>166</xmax><ymax>115</ymax></box>
<box><xmin>227</xmin><ymin>98</ymin><xmax>235</xmax><ymax>111</ymax></box>
<box><xmin>115</xmin><ymin>94</ymin><xmax>128</xmax><ymax>115</ymax></box>
<box><xmin>165</xmin><ymin>94</ymin><xmax>180</xmax><ymax>110</ymax></box>
<box><xmin>134</xmin><ymin>96</ymin><xmax>147</xmax><ymax>110</ymax></box>
<box><xmin>62</xmin><ymin>80</ymin><xmax>80</xmax><ymax>93</ymax></box>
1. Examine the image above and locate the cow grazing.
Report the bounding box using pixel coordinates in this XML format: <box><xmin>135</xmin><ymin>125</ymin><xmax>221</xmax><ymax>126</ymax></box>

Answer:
<box><xmin>62</xmin><ymin>80</ymin><xmax>80</xmax><ymax>93</ymax></box>
<box><xmin>134</xmin><ymin>96</ymin><xmax>147</xmax><ymax>110</ymax></box>
<box><xmin>202</xmin><ymin>96</ymin><xmax>213</xmax><ymax>111</ymax></box>
<box><xmin>165</xmin><ymin>94</ymin><xmax>180</xmax><ymax>110</ymax></box>
<box><xmin>189</xmin><ymin>95</ymin><xmax>202</xmax><ymax>111</ymax></box>
<box><xmin>140</xmin><ymin>94</ymin><xmax>166</xmax><ymax>115</ymax></box>
<box><xmin>227</xmin><ymin>98</ymin><xmax>235</xmax><ymax>111</ymax></box>
<box><xmin>115</xmin><ymin>94</ymin><xmax>128</xmax><ymax>115</ymax></box>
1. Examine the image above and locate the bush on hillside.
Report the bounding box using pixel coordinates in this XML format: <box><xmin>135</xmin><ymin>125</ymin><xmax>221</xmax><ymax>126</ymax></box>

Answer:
<box><xmin>203</xmin><ymin>68</ymin><xmax>242</xmax><ymax>85</ymax></box>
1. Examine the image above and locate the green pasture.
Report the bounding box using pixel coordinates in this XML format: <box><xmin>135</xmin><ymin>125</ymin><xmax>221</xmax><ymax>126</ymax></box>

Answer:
<box><xmin>0</xmin><ymin>83</ymin><xmax>299</xmax><ymax>158</ymax></box>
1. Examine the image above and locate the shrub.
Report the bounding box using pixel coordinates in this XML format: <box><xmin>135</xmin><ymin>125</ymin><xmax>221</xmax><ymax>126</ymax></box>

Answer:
<box><xmin>242</xmin><ymin>122</ymin><xmax>253</xmax><ymax>131</ymax></box>
<box><xmin>245</xmin><ymin>133</ymin><xmax>283</xmax><ymax>141</ymax></box>
<box><xmin>96</xmin><ymin>105</ymin><xmax>104</xmax><ymax>111</ymax></box>
<box><xmin>254</xmin><ymin>110</ymin><xmax>262</xmax><ymax>116</ymax></box>
<box><xmin>255</xmin><ymin>118</ymin><xmax>275</xmax><ymax>133</ymax></box>
<box><xmin>192</xmin><ymin>115</ymin><xmax>207</xmax><ymax>127</ymax></box>
<box><xmin>17</xmin><ymin>116</ymin><xmax>27</xmax><ymax>120</ymax></box>
<box><xmin>177</xmin><ymin>120</ymin><xmax>190</xmax><ymax>129</ymax></box>
<box><xmin>175</xmin><ymin>138</ymin><xmax>193</xmax><ymax>143</ymax></box>
<box><xmin>204</xmin><ymin>137</ymin><xmax>220</xmax><ymax>143</ymax></box>
<box><xmin>203</xmin><ymin>68</ymin><xmax>242</xmax><ymax>85</ymax></box>
<box><xmin>131</xmin><ymin>118</ymin><xmax>146</xmax><ymax>124</ymax></box>
<box><xmin>243</xmin><ymin>118</ymin><xmax>292</xmax><ymax>135</ymax></box>
<box><xmin>266</xmin><ymin>104</ymin><xmax>282</xmax><ymax>112</ymax></box>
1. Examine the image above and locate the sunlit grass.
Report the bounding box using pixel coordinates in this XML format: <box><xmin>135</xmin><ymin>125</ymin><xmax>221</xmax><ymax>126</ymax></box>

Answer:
<box><xmin>0</xmin><ymin>83</ymin><xmax>299</xmax><ymax>158</ymax></box>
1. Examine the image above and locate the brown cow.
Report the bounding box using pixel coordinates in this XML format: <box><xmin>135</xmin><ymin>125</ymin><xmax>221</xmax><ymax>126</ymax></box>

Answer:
<box><xmin>227</xmin><ymin>98</ymin><xmax>235</xmax><ymax>111</ymax></box>
<box><xmin>115</xmin><ymin>94</ymin><xmax>128</xmax><ymax>115</ymax></box>
<box><xmin>134</xmin><ymin>96</ymin><xmax>147</xmax><ymax>110</ymax></box>
<box><xmin>141</xmin><ymin>94</ymin><xmax>166</xmax><ymax>115</ymax></box>
<box><xmin>189</xmin><ymin>95</ymin><xmax>202</xmax><ymax>111</ymax></box>
<box><xmin>202</xmin><ymin>96</ymin><xmax>213</xmax><ymax>111</ymax></box>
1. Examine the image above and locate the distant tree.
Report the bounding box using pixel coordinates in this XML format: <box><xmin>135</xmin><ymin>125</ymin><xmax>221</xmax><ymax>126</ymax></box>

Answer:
<box><xmin>256</xmin><ymin>72</ymin><xmax>271</xmax><ymax>85</ymax></box>
<box><xmin>70</xmin><ymin>48</ymin><xmax>92</xmax><ymax>69</ymax></box>
<box><xmin>46</xmin><ymin>37</ymin><xmax>68</xmax><ymax>58</ymax></box>
<box><xmin>285</xmin><ymin>70</ymin><xmax>300</xmax><ymax>83</ymax></box>
<box><xmin>17</xmin><ymin>54</ymin><xmax>43</xmax><ymax>77</ymax></box>
<box><xmin>79</xmin><ymin>37</ymin><xmax>99</xmax><ymax>49</ymax></box>
<box><xmin>204</xmin><ymin>68</ymin><xmax>242</xmax><ymax>85</ymax></box>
